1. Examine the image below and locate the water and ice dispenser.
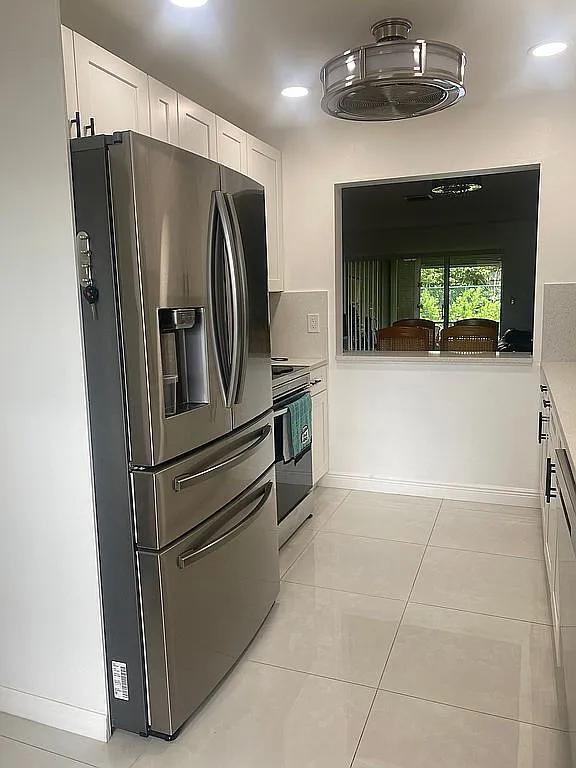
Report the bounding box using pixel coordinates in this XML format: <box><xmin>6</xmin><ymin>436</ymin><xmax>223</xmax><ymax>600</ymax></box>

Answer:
<box><xmin>159</xmin><ymin>308</ymin><xmax>209</xmax><ymax>417</ymax></box>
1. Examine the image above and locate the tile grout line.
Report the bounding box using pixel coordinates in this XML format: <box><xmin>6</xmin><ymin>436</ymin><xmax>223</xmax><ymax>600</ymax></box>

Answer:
<box><xmin>426</xmin><ymin>542</ymin><xmax>545</xmax><ymax>562</ymax></box>
<box><xmin>0</xmin><ymin>734</ymin><xmax>102</xmax><ymax>768</ymax></box>
<box><xmin>286</xmin><ymin>529</ymin><xmax>544</xmax><ymax>561</ymax></box>
<box><xmin>280</xmin><ymin>489</ymin><xmax>355</xmax><ymax>577</ymax></box>
<box><xmin>281</xmin><ymin>577</ymin><xmax>409</xmax><ymax>601</ymax></box>
<box><xmin>377</xmin><ymin>688</ymin><xmax>568</xmax><ymax>734</ymax></box>
<box><xmin>245</xmin><ymin>658</ymin><xmax>378</xmax><ymax>690</ymax></box>
<box><xmin>346</xmin><ymin>689</ymin><xmax>379</xmax><ymax>768</ymax></box>
<box><xmin>347</xmin><ymin>498</ymin><xmax>445</xmax><ymax>768</ymax></box>
<box><xmin>407</xmin><ymin>599</ymin><xmax>553</xmax><ymax>627</ymax></box>
<box><xmin>409</xmin><ymin>503</ymin><xmax>551</xmax><ymax>626</ymax></box>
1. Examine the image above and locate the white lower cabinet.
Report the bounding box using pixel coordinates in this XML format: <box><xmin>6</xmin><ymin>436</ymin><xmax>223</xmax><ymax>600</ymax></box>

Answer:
<box><xmin>74</xmin><ymin>33</ymin><xmax>150</xmax><ymax>137</ymax></box>
<box><xmin>246</xmin><ymin>136</ymin><xmax>284</xmax><ymax>292</ymax></box>
<box><xmin>177</xmin><ymin>95</ymin><xmax>217</xmax><ymax>161</ymax></box>
<box><xmin>545</xmin><ymin>412</ymin><xmax>561</xmax><ymax>588</ymax></box>
<box><xmin>149</xmin><ymin>78</ymin><xmax>178</xmax><ymax>145</ymax></box>
<box><xmin>312</xmin><ymin>389</ymin><xmax>329</xmax><ymax>485</ymax></box>
<box><xmin>216</xmin><ymin>117</ymin><xmax>247</xmax><ymax>173</ymax></box>
<box><xmin>539</xmin><ymin>376</ymin><xmax>564</xmax><ymax>658</ymax></box>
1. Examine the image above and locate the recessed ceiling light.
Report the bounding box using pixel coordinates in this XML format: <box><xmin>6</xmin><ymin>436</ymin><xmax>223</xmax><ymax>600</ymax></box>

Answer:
<box><xmin>281</xmin><ymin>86</ymin><xmax>309</xmax><ymax>98</ymax></box>
<box><xmin>170</xmin><ymin>0</ymin><xmax>208</xmax><ymax>7</ymax></box>
<box><xmin>530</xmin><ymin>41</ymin><xmax>568</xmax><ymax>57</ymax></box>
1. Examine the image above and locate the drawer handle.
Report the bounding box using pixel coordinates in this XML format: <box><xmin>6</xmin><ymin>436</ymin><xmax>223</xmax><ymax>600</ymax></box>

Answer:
<box><xmin>546</xmin><ymin>457</ymin><xmax>557</xmax><ymax>504</ymax></box>
<box><xmin>538</xmin><ymin>411</ymin><xmax>549</xmax><ymax>444</ymax></box>
<box><xmin>174</xmin><ymin>424</ymin><xmax>272</xmax><ymax>491</ymax></box>
<box><xmin>177</xmin><ymin>481</ymin><xmax>273</xmax><ymax>568</ymax></box>
<box><xmin>71</xmin><ymin>111</ymin><xmax>81</xmax><ymax>138</ymax></box>
<box><xmin>311</xmin><ymin>379</ymin><xmax>322</xmax><ymax>386</ymax></box>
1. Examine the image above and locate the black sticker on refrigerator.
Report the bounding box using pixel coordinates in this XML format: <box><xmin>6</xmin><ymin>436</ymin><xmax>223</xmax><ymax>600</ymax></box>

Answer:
<box><xmin>111</xmin><ymin>661</ymin><xmax>129</xmax><ymax>701</ymax></box>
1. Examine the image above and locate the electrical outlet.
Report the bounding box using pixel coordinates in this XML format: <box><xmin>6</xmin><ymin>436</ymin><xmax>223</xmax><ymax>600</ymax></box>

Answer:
<box><xmin>307</xmin><ymin>313</ymin><xmax>320</xmax><ymax>334</ymax></box>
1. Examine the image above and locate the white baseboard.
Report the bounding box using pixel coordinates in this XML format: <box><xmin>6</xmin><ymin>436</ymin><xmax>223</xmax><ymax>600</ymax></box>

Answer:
<box><xmin>321</xmin><ymin>472</ymin><xmax>540</xmax><ymax>508</ymax></box>
<box><xmin>0</xmin><ymin>684</ymin><xmax>109</xmax><ymax>742</ymax></box>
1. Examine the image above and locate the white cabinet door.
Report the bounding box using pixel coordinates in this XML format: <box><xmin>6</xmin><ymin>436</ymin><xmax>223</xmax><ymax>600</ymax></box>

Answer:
<box><xmin>246</xmin><ymin>135</ymin><xmax>284</xmax><ymax>292</ymax></box>
<box><xmin>74</xmin><ymin>33</ymin><xmax>150</xmax><ymax>136</ymax></box>
<box><xmin>148</xmin><ymin>78</ymin><xmax>178</xmax><ymax>145</ymax></box>
<box><xmin>177</xmin><ymin>95</ymin><xmax>217</xmax><ymax>160</ymax></box>
<box><xmin>216</xmin><ymin>117</ymin><xmax>247</xmax><ymax>173</ymax></box>
<box><xmin>61</xmin><ymin>26</ymin><xmax>79</xmax><ymax>138</ymax></box>
<box><xmin>312</xmin><ymin>390</ymin><xmax>329</xmax><ymax>485</ymax></box>
<box><xmin>546</xmin><ymin>411</ymin><xmax>561</xmax><ymax>588</ymax></box>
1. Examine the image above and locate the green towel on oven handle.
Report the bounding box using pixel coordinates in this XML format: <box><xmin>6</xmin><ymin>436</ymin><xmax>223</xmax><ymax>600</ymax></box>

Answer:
<box><xmin>287</xmin><ymin>393</ymin><xmax>312</xmax><ymax>460</ymax></box>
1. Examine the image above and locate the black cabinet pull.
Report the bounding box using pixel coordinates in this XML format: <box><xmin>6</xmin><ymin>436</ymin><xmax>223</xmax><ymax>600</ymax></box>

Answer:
<box><xmin>84</xmin><ymin>117</ymin><xmax>95</xmax><ymax>136</ymax></box>
<box><xmin>70</xmin><ymin>111</ymin><xmax>81</xmax><ymax>138</ymax></box>
<box><xmin>545</xmin><ymin>457</ymin><xmax>556</xmax><ymax>504</ymax></box>
<box><xmin>538</xmin><ymin>411</ymin><xmax>549</xmax><ymax>444</ymax></box>
<box><xmin>540</xmin><ymin>384</ymin><xmax>548</xmax><ymax>393</ymax></box>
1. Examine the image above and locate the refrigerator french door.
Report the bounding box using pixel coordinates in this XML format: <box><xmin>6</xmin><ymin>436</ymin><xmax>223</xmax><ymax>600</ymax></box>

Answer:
<box><xmin>107</xmin><ymin>136</ymin><xmax>271</xmax><ymax>467</ymax></box>
<box><xmin>220</xmin><ymin>167</ymin><xmax>273</xmax><ymax>429</ymax></box>
<box><xmin>71</xmin><ymin>131</ymin><xmax>278</xmax><ymax>739</ymax></box>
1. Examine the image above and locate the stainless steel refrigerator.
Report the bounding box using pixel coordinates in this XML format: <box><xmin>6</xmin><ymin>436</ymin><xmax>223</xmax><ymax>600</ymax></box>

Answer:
<box><xmin>71</xmin><ymin>131</ymin><xmax>279</xmax><ymax>739</ymax></box>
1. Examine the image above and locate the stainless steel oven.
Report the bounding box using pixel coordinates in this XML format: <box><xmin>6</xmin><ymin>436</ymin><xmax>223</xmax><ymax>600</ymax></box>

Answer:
<box><xmin>272</xmin><ymin>367</ymin><xmax>313</xmax><ymax>546</ymax></box>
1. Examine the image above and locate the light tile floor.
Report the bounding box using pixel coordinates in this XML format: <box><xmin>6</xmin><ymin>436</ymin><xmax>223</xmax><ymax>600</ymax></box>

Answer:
<box><xmin>0</xmin><ymin>487</ymin><xmax>570</xmax><ymax>767</ymax></box>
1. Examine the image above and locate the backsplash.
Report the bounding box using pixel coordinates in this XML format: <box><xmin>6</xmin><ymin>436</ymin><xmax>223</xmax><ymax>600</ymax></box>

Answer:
<box><xmin>270</xmin><ymin>290</ymin><xmax>328</xmax><ymax>359</ymax></box>
<box><xmin>541</xmin><ymin>283</ymin><xmax>576</xmax><ymax>362</ymax></box>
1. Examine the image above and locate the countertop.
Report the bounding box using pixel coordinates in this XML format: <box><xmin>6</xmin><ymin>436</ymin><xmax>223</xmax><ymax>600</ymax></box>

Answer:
<box><xmin>541</xmin><ymin>362</ymin><xmax>576</xmax><ymax>468</ymax></box>
<box><xmin>273</xmin><ymin>357</ymin><xmax>327</xmax><ymax>371</ymax></box>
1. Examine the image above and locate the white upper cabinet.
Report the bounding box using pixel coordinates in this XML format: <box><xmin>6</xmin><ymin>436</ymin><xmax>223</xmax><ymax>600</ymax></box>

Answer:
<box><xmin>61</xmin><ymin>26</ymin><xmax>79</xmax><ymax>138</ymax></box>
<box><xmin>247</xmin><ymin>135</ymin><xmax>284</xmax><ymax>292</ymax></box>
<box><xmin>216</xmin><ymin>117</ymin><xmax>247</xmax><ymax>173</ymax></box>
<box><xmin>74</xmin><ymin>33</ymin><xmax>150</xmax><ymax>137</ymax></box>
<box><xmin>148</xmin><ymin>78</ymin><xmax>178</xmax><ymax>145</ymax></box>
<box><xmin>177</xmin><ymin>95</ymin><xmax>217</xmax><ymax>161</ymax></box>
<box><xmin>61</xmin><ymin>27</ymin><xmax>284</xmax><ymax>292</ymax></box>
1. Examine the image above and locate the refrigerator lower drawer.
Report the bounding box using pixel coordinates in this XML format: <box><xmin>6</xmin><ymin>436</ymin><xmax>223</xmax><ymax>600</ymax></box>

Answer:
<box><xmin>138</xmin><ymin>467</ymin><xmax>279</xmax><ymax>737</ymax></box>
<box><xmin>133</xmin><ymin>411</ymin><xmax>274</xmax><ymax>549</ymax></box>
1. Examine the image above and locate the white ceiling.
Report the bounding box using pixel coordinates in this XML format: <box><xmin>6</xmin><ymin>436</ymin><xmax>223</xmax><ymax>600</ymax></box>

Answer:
<box><xmin>60</xmin><ymin>0</ymin><xmax>576</xmax><ymax>135</ymax></box>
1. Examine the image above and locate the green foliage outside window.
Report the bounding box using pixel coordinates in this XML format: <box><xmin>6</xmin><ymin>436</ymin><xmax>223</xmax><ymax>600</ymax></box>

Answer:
<box><xmin>420</xmin><ymin>263</ymin><xmax>501</xmax><ymax>325</ymax></box>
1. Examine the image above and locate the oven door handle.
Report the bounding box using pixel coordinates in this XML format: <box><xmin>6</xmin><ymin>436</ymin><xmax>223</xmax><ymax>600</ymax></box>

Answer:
<box><xmin>177</xmin><ymin>481</ymin><xmax>273</xmax><ymax>568</ymax></box>
<box><xmin>275</xmin><ymin>407</ymin><xmax>289</xmax><ymax>417</ymax></box>
<box><xmin>173</xmin><ymin>424</ymin><xmax>272</xmax><ymax>491</ymax></box>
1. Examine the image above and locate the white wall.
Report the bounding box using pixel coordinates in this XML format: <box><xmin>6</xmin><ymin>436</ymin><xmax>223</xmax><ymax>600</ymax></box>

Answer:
<box><xmin>280</xmin><ymin>94</ymin><xmax>576</xmax><ymax>502</ymax></box>
<box><xmin>0</xmin><ymin>0</ymin><xmax>108</xmax><ymax>740</ymax></box>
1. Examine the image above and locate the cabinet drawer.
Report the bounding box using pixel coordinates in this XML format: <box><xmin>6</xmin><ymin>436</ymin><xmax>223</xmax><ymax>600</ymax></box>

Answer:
<box><xmin>132</xmin><ymin>412</ymin><xmax>274</xmax><ymax>548</ymax></box>
<box><xmin>310</xmin><ymin>366</ymin><xmax>328</xmax><ymax>395</ymax></box>
<box><xmin>139</xmin><ymin>467</ymin><xmax>279</xmax><ymax>735</ymax></box>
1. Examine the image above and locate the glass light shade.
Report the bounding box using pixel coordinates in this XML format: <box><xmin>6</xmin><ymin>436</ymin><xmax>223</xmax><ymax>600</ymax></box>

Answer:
<box><xmin>320</xmin><ymin>35</ymin><xmax>466</xmax><ymax>121</ymax></box>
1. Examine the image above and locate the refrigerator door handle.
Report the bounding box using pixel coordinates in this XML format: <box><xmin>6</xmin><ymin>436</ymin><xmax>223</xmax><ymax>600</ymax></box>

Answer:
<box><xmin>173</xmin><ymin>423</ymin><xmax>272</xmax><ymax>491</ymax></box>
<box><xmin>211</xmin><ymin>191</ymin><xmax>241</xmax><ymax>408</ymax></box>
<box><xmin>177</xmin><ymin>481</ymin><xmax>274</xmax><ymax>568</ymax></box>
<box><xmin>225</xmin><ymin>193</ymin><xmax>249</xmax><ymax>405</ymax></box>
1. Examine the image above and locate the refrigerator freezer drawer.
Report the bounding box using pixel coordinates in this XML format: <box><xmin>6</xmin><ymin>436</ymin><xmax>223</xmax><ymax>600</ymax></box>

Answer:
<box><xmin>138</xmin><ymin>467</ymin><xmax>279</xmax><ymax>737</ymax></box>
<box><xmin>132</xmin><ymin>411</ymin><xmax>274</xmax><ymax>549</ymax></box>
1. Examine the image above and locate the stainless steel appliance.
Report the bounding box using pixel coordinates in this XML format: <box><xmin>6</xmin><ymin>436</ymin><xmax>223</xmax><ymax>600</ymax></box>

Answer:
<box><xmin>272</xmin><ymin>365</ymin><xmax>314</xmax><ymax>546</ymax></box>
<box><xmin>71</xmin><ymin>131</ymin><xmax>279</xmax><ymax>739</ymax></box>
<box><xmin>555</xmin><ymin>449</ymin><xmax>576</xmax><ymax>764</ymax></box>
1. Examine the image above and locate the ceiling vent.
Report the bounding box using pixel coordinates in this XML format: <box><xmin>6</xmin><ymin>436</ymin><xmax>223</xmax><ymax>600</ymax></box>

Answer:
<box><xmin>320</xmin><ymin>18</ymin><xmax>466</xmax><ymax>121</ymax></box>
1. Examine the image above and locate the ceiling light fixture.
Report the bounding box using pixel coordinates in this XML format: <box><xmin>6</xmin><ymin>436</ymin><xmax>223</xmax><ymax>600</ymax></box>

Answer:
<box><xmin>170</xmin><ymin>0</ymin><xmax>208</xmax><ymax>7</ymax></box>
<box><xmin>431</xmin><ymin>181</ymin><xmax>483</xmax><ymax>196</ymax></box>
<box><xmin>320</xmin><ymin>18</ymin><xmax>466</xmax><ymax>121</ymax></box>
<box><xmin>530</xmin><ymin>41</ymin><xmax>568</xmax><ymax>57</ymax></box>
<box><xmin>281</xmin><ymin>86</ymin><xmax>309</xmax><ymax>98</ymax></box>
